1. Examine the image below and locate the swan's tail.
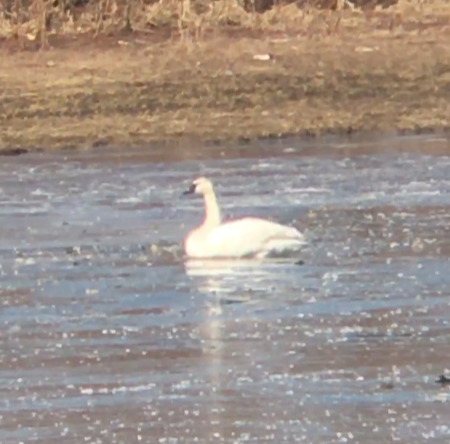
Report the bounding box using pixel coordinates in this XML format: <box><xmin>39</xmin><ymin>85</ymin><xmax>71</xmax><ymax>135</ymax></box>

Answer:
<box><xmin>256</xmin><ymin>227</ymin><xmax>306</xmax><ymax>259</ymax></box>
<box><xmin>286</xmin><ymin>226</ymin><xmax>306</xmax><ymax>243</ymax></box>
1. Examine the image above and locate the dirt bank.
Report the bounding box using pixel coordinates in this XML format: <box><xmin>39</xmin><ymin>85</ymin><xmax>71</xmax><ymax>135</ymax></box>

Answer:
<box><xmin>1</xmin><ymin>1</ymin><xmax>450</xmax><ymax>153</ymax></box>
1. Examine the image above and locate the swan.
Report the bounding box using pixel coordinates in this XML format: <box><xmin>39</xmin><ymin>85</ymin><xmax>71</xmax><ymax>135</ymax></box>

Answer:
<box><xmin>182</xmin><ymin>177</ymin><xmax>306</xmax><ymax>259</ymax></box>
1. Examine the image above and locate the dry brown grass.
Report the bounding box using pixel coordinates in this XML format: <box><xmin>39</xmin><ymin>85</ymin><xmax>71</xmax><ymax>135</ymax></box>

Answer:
<box><xmin>0</xmin><ymin>0</ymin><xmax>449</xmax><ymax>44</ymax></box>
<box><xmin>1</xmin><ymin>0</ymin><xmax>450</xmax><ymax>152</ymax></box>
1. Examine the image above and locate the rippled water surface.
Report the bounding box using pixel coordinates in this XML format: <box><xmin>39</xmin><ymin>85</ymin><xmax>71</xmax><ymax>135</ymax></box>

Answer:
<box><xmin>1</xmin><ymin>135</ymin><xmax>450</xmax><ymax>444</ymax></box>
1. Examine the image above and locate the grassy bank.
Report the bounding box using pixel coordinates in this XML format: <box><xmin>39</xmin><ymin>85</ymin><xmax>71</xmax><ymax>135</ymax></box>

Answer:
<box><xmin>1</xmin><ymin>0</ymin><xmax>450</xmax><ymax>152</ymax></box>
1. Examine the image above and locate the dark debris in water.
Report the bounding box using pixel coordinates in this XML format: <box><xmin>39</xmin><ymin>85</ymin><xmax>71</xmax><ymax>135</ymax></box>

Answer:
<box><xmin>379</xmin><ymin>381</ymin><xmax>395</xmax><ymax>390</ymax></box>
<box><xmin>435</xmin><ymin>375</ymin><xmax>450</xmax><ymax>386</ymax></box>
<box><xmin>219</xmin><ymin>295</ymin><xmax>252</xmax><ymax>305</ymax></box>
<box><xmin>65</xmin><ymin>246</ymin><xmax>82</xmax><ymax>256</ymax></box>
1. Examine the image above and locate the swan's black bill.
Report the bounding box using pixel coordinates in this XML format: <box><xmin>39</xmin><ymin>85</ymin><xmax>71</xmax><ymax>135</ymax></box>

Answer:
<box><xmin>182</xmin><ymin>184</ymin><xmax>196</xmax><ymax>196</ymax></box>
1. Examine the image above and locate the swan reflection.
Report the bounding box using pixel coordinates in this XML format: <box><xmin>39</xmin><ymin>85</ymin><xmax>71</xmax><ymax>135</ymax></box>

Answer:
<box><xmin>184</xmin><ymin>258</ymin><xmax>298</xmax><ymax>296</ymax></box>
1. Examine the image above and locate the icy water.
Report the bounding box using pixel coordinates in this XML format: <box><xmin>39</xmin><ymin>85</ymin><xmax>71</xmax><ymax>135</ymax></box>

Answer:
<box><xmin>1</xmin><ymin>134</ymin><xmax>450</xmax><ymax>444</ymax></box>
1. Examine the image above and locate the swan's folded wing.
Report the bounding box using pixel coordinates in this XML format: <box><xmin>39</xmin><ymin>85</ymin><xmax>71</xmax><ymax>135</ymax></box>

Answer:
<box><xmin>206</xmin><ymin>217</ymin><xmax>304</xmax><ymax>258</ymax></box>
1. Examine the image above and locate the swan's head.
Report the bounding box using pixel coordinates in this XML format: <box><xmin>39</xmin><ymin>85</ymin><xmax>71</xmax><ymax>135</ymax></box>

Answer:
<box><xmin>183</xmin><ymin>177</ymin><xmax>214</xmax><ymax>196</ymax></box>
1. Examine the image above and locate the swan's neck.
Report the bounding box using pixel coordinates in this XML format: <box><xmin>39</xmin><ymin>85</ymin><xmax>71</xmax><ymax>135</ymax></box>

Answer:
<box><xmin>202</xmin><ymin>190</ymin><xmax>221</xmax><ymax>229</ymax></box>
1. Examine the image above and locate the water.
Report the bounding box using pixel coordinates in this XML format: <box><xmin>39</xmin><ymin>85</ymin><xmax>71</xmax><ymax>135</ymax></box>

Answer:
<box><xmin>1</xmin><ymin>134</ymin><xmax>450</xmax><ymax>444</ymax></box>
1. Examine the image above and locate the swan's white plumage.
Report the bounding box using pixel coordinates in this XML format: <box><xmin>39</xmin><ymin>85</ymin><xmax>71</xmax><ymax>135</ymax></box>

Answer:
<box><xmin>183</xmin><ymin>177</ymin><xmax>306</xmax><ymax>260</ymax></box>
<box><xmin>186</xmin><ymin>217</ymin><xmax>304</xmax><ymax>259</ymax></box>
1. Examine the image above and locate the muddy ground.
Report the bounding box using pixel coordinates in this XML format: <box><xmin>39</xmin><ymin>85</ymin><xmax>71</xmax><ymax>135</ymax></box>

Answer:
<box><xmin>1</xmin><ymin>3</ymin><xmax>450</xmax><ymax>153</ymax></box>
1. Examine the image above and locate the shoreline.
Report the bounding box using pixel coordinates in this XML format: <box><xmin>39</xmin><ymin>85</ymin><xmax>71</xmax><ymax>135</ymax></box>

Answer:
<box><xmin>2</xmin><ymin>3</ymin><xmax>450</xmax><ymax>154</ymax></box>
<box><xmin>1</xmin><ymin>127</ymin><xmax>449</xmax><ymax>158</ymax></box>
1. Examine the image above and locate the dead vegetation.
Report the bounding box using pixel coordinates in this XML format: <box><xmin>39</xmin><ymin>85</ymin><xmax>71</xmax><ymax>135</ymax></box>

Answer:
<box><xmin>1</xmin><ymin>0</ymin><xmax>450</xmax><ymax>151</ymax></box>
<box><xmin>0</xmin><ymin>0</ymin><xmax>448</xmax><ymax>46</ymax></box>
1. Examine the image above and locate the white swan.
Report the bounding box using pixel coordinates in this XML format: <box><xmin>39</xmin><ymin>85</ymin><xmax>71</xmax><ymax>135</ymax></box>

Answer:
<box><xmin>182</xmin><ymin>177</ymin><xmax>306</xmax><ymax>259</ymax></box>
